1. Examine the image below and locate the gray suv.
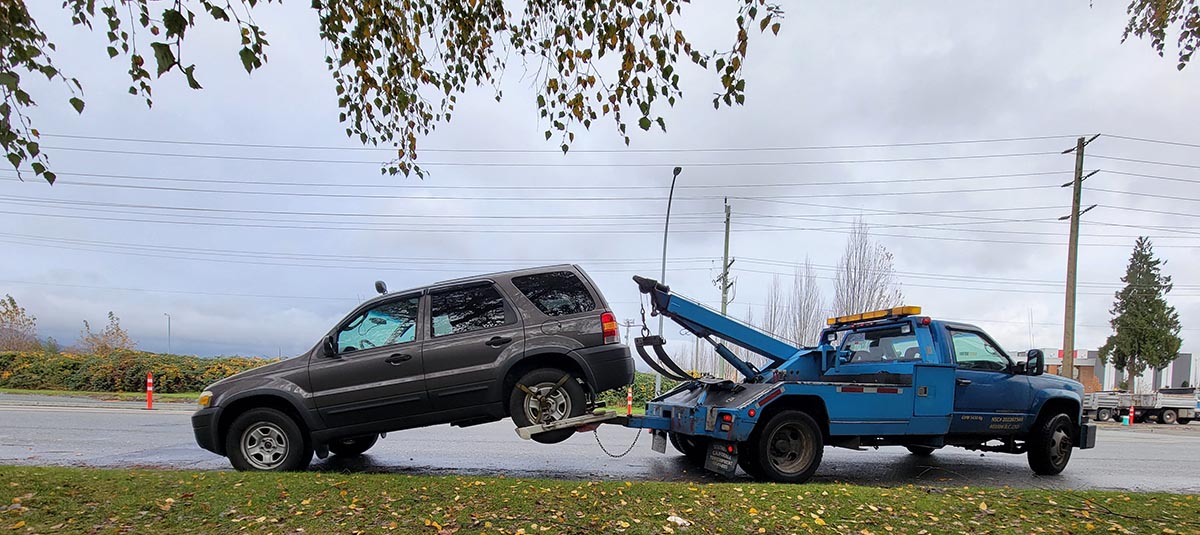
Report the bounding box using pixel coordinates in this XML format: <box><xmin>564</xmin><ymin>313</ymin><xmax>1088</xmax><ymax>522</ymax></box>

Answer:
<box><xmin>192</xmin><ymin>265</ymin><xmax>634</xmax><ymax>471</ymax></box>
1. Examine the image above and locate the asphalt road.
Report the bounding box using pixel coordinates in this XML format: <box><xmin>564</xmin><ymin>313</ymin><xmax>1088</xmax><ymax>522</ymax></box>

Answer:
<box><xmin>1</xmin><ymin>394</ymin><xmax>1197</xmax><ymax>493</ymax></box>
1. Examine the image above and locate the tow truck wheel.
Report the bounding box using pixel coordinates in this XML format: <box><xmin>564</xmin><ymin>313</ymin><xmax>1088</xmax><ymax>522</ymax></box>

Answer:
<box><xmin>1159</xmin><ymin>409</ymin><xmax>1177</xmax><ymax>425</ymax></box>
<box><xmin>668</xmin><ymin>433</ymin><xmax>709</xmax><ymax>465</ymax></box>
<box><xmin>225</xmin><ymin>408</ymin><xmax>312</xmax><ymax>472</ymax></box>
<box><xmin>752</xmin><ymin>410</ymin><xmax>824</xmax><ymax>483</ymax></box>
<box><xmin>905</xmin><ymin>445</ymin><xmax>936</xmax><ymax>457</ymax></box>
<box><xmin>328</xmin><ymin>434</ymin><xmax>379</xmax><ymax>457</ymax></box>
<box><xmin>1027</xmin><ymin>412</ymin><xmax>1073</xmax><ymax>475</ymax></box>
<box><xmin>508</xmin><ymin>368</ymin><xmax>586</xmax><ymax>444</ymax></box>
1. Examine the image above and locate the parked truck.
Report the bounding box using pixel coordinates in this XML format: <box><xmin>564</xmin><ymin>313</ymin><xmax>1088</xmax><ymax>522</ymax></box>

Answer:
<box><xmin>1084</xmin><ymin>388</ymin><xmax>1197</xmax><ymax>424</ymax></box>
<box><xmin>518</xmin><ymin>276</ymin><xmax>1097</xmax><ymax>483</ymax></box>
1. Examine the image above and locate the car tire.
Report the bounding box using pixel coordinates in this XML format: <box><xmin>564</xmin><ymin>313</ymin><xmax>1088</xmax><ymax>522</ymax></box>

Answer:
<box><xmin>1027</xmin><ymin>412</ymin><xmax>1073</xmax><ymax>475</ymax></box>
<box><xmin>905</xmin><ymin>445</ymin><xmax>936</xmax><ymax>457</ymax></box>
<box><xmin>226</xmin><ymin>408</ymin><xmax>312</xmax><ymax>472</ymax></box>
<box><xmin>1160</xmin><ymin>409</ymin><xmax>1178</xmax><ymax>425</ymax></box>
<box><xmin>669</xmin><ymin>432</ymin><xmax>709</xmax><ymax>466</ymax></box>
<box><xmin>509</xmin><ymin>368</ymin><xmax>586</xmax><ymax>444</ymax></box>
<box><xmin>329</xmin><ymin>434</ymin><xmax>379</xmax><ymax>457</ymax></box>
<box><xmin>749</xmin><ymin>410</ymin><xmax>823</xmax><ymax>483</ymax></box>
<box><xmin>1096</xmin><ymin>408</ymin><xmax>1112</xmax><ymax>422</ymax></box>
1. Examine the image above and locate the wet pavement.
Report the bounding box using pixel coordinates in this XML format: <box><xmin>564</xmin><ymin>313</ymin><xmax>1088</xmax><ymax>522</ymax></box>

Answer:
<box><xmin>1</xmin><ymin>394</ymin><xmax>1197</xmax><ymax>493</ymax></box>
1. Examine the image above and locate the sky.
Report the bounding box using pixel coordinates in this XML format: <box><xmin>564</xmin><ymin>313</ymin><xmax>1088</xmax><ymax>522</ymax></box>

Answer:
<box><xmin>3</xmin><ymin>1</ymin><xmax>1199</xmax><ymax>362</ymax></box>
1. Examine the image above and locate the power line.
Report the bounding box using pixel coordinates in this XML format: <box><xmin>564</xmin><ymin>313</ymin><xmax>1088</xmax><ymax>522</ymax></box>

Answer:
<box><xmin>1104</xmin><ymin>134</ymin><xmax>1200</xmax><ymax>150</ymax></box>
<box><xmin>35</xmin><ymin>145</ymin><xmax>1063</xmax><ymax>167</ymax></box>
<box><xmin>0</xmin><ymin>176</ymin><xmax>1063</xmax><ymax>201</ymax></box>
<box><xmin>1090</xmin><ymin>154</ymin><xmax>1200</xmax><ymax>170</ymax></box>
<box><xmin>0</xmin><ymin>168</ymin><xmax>1072</xmax><ymax>190</ymax></box>
<box><xmin>37</xmin><ymin>132</ymin><xmax>1081</xmax><ymax>153</ymax></box>
<box><xmin>1103</xmin><ymin>169</ymin><xmax>1200</xmax><ymax>185</ymax></box>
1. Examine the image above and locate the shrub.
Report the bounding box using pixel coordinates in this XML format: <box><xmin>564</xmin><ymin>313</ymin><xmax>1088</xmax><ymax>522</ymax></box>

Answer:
<box><xmin>0</xmin><ymin>350</ymin><xmax>275</xmax><ymax>393</ymax></box>
<box><xmin>598</xmin><ymin>371</ymin><xmax>680</xmax><ymax>408</ymax></box>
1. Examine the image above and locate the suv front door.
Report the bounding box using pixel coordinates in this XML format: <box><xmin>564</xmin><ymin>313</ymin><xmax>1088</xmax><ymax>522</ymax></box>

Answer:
<box><xmin>422</xmin><ymin>282</ymin><xmax>524</xmax><ymax>413</ymax></box>
<box><xmin>947</xmin><ymin>329</ymin><xmax>1032</xmax><ymax>435</ymax></box>
<box><xmin>309</xmin><ymin>294</ymin><xmax>429</xmax><ymax>428</ymax></box>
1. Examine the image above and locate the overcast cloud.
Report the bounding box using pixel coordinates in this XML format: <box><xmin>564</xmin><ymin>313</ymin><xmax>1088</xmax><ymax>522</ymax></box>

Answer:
<box><xmin>3</xmin><ymin>1</ymin><xmax>1198</xmax><ymax>363</ymax></box>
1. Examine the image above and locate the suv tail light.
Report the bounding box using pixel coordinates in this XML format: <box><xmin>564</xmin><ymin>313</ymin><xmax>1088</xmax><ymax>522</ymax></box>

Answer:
<box><xmin>601</xmin><ymin>312</ymin><xmax>619</xmax><ymax>344</ymax></box>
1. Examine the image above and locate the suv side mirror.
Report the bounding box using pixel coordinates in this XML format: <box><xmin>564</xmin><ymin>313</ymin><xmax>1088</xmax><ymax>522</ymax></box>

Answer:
<box><xmin>1025</xmin><ymin>349</ymin><xmax>1044</xmax><ymax>376</ymax></box>
<box><xmin>322</xmin><ymin>335</ymin><xmax>339</xmax><ymax>359</ymax></box>
<box><xmin>374</xmin><ymin>280</ymin><xmax>388</xmax><ymax>295</ymax></box>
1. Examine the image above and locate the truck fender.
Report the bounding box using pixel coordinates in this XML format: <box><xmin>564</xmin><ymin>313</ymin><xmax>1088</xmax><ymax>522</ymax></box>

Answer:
<box><xmin>1029</xmin><ymin>392</ymin><xmax>1083</xmax><ymax>429</ymax></box>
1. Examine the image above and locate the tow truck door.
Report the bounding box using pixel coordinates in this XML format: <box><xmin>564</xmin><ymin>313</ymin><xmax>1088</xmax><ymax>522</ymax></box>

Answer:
<box><xmin>945</xmin><ymin>328</ymin><xmax>1032</xmax><ymax>434</ymax></box>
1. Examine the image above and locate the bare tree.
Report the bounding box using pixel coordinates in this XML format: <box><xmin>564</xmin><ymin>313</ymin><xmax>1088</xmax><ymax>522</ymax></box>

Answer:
<box><xmin>834</xmin><ymin>219</ymin><xmax>904</xmax><ymax>315</ymax></box>
<box><xmin>0</xmin><ymin>295</ymin><xmax>39</xmax><ymax>351</ymax></box>
<box><xmin>78</xmin><ymin>311</ymin><xmax>136</xmax><ymax>355</ymax></box>
<box><xmin>788</xmin><ymin>258</ymin><xmax>826</xmax><ymax>347</ymax></box>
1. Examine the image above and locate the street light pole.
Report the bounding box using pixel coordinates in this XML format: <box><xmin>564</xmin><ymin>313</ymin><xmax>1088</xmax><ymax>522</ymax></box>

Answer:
<box><xmin>655</xmin><ymin>166</ymin><xmax>683</xmax><ymax>396</ymax></box>
<box><xmin>163</xmin><ymin>313</ymin><xmax>171</xmax><ymax>355</ymax></box>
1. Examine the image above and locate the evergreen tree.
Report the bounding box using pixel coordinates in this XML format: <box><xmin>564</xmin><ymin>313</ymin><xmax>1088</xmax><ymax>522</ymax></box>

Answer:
<box><xmin>1098</xmin><ymin>237</ymin><xmax>1182</xmax><ymax>391</ymax></box>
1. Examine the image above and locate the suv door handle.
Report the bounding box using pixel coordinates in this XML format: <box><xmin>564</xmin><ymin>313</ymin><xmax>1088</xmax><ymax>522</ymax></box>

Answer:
<box><xmin>485</xmin><ymin>336</ymin><xmax>513</xmax><ymax>347</ymax></box>
<box><xmin>385</xmin><ymin>353</ymin><xmax>412</xmax><ymax>365</ymax></box>
<box><xmin>956</xmin><ymin>378</ymin><xmax>972</xmax><ymax>386</ymax></box>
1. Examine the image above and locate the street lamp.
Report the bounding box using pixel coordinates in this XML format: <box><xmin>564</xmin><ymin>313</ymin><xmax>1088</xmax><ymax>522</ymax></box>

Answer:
<box><xmin>655</xmin><ymin>166</ymin><xmax>683</xmax><ymax>395</ymax></box>
<box><xmin>163</xmin><ymin>313</ymin><xmax>172</xmax><ymax>355</ymax></box>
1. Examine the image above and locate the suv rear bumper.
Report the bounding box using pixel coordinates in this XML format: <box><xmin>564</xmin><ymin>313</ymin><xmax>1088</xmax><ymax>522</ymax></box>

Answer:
<box><xmin>576</xmin><ymin>344</ymin><xmax>635</xmax><ymax>393</ymax></box>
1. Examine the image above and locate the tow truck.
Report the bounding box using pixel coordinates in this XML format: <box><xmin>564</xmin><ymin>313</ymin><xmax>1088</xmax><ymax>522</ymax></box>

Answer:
<box><xmin>517</xmin><ymin>276</ymin><xmax>1096</xmax><ymax>483</ymax></box>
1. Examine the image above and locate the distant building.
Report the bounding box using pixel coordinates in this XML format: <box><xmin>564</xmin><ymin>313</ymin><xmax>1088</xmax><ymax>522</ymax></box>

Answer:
<box><xmin>1007</xmin><ymin>348</ymin><xmax>1195</xmax><ymax>393</ymax></box>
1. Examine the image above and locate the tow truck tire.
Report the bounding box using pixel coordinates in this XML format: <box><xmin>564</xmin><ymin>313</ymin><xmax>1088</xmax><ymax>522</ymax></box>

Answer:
<box><xmin>328</xmin><ymin>434</ymin><xmax>378</xmax><ymax>457</ymax></box>
<box><xmin>1027</xmin><ymin>412</ymin><xmax>1073</xmax><ymax>475</ymax></box>
<box><xmin>226</xmin><ymin>408</ymin><xmax>312</xmax><ymax>472</ymax></box>
<box><xmin>668</xmin><ymin>433</ymin><xmax>709</xmax><ymax>465</ymax></box>
<box><xmin>508</xmin><ymin>368</ymin><xmax>586</xmax><ymax>444</ymax></box>
<box><xmin>1096</xmin><ymin>408</ymin><xmax>1112</xmax><ymax>422</ymax></box>
<box><xmin>751</xmin><ymin>410</ymin><xmax>824</xmax><ymax>483</ymax></box>
<box><xmin>905</xmin><ymin>445</ymin><xmax>936</xmax><ymax>457</ymax></box>
<box><xmin>1160</xmin><ymin>409</ymin><xmax>1177</xmax><ymax>425</ymax></box>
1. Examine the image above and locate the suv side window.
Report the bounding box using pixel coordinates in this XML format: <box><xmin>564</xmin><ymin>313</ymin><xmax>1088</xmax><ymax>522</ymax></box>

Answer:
<box><xmin>336</xmin><ymin>296</ymin><xmax>419</xmax><ymax>354</ymax></box>
<box><xmin>950</xmin><ymin>331</ymin><xmax>1011</xmax><ymax>372</ymax></box>
<box><xmin>511</xmin><ymin>271</ymin><xmax>596</xmax><ymax>317</ymax></box>
<box><xmin>430</xmin><ymin>284</ymin><xmax>510</xmax><ymax>337</ymax></box>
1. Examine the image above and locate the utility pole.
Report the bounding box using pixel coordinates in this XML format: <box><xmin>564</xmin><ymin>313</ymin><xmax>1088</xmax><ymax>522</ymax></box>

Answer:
<box><xmin>163</xmin><ymin>313</ymin><xmax>171</xmax><ymax>355</ymax></box>
<box><xmin>1059</xmin><ymin>134</ymin><xmax>1100</xmax><ymax>380</ymax></box>
<box><xmin>718</xmin><ymin>199</ymin><xmax>735</xmax><ymax>379</ymax></box>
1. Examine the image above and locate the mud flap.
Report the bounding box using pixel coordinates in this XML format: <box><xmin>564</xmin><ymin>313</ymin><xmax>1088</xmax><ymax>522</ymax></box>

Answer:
<box><xmin>704</xmin><ymin>440</ymin><xmax>738</xmax><ymax>476</ymax></box>
<box><xmin>1078</xmin><ymin>422</ymin><xmax>1097</xmax><ymax>449</ymax></box>
<box><xmin>651</xmin><ymin>430</ymin><xmax>667</xmax><ymax>454</ymax></box>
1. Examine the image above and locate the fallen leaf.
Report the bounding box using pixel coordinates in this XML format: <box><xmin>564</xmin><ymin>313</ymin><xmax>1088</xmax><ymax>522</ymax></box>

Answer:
<box><xmin>8</xmin><ymin>522</ymin><xmax>24</xmax><ymax>530</ymax></box>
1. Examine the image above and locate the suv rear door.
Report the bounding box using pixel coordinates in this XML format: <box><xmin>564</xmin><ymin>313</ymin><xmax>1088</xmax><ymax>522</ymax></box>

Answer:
<box><xmin>309</xmin><ymin>293</ymin><xmax>429</xmax><ymax>428</ymax></box>
<box><xmin>422</xmin><ymin>281</ymin><xmax>525</xmax><ymax>412</ymax></box>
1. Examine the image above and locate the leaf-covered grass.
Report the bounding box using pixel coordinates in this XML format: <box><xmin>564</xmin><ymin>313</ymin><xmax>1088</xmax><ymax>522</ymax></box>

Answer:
<box><xmin>1</xmin><ymin>466</ymin><xmax>1196</xmax><ymax>534</ymax></box>
<box><xmin>0</xmin><ymin>387</ymin><xmax>198</xmax><ymax>403</ymax></box>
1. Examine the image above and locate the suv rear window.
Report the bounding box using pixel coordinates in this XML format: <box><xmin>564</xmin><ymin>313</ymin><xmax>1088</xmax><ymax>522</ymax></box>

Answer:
<box><xmin>512</xmin><ymin>271</ymin><xmax>596</xmax><ymax>317</ymax></box>
<box><xmin>430</xmin><ymin>284</ymin><xmax>509</xmax><ymax>337</ymax></box>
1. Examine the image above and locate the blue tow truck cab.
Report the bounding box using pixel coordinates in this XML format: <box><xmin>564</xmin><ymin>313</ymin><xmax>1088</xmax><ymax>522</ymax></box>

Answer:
<box><xmin>518</xmin><ymin>276</ymin><xmax>1096</xmax><ymax>483</ymax></box>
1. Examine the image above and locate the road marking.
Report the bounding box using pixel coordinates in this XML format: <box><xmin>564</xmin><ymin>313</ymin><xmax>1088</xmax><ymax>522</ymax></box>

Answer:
<box><xmin>0</xmin><ymin>405</ymin><xmax>194</xmax><ymax>416</ymax></box>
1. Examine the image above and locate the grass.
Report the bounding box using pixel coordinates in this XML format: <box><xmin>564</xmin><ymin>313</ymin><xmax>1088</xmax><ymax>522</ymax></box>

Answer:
<box><xmin>1</xmin><ymin>466</ymin><xmax>1196</xmax><ymax>535</ymax></box>
<box><xmin>0</xmin><ymin>387</ymin><xmax>198</xmax><ymax>403</ymax></box>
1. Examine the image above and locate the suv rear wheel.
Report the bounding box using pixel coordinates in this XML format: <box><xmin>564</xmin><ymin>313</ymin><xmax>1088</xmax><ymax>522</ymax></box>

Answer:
<box><xmin>329</xmin><ymin>434</ymin><xmax>379</xmax><ymax>457</ymax></box>
<box><xmin>508</xmin><ymin>368</ymin><xmax>586</xmax><ymax>444</ymax></box>
<box><xmin>226</xmin><ymin>408</ymin><xmax>312</xmax><ymax>472</ymax></box>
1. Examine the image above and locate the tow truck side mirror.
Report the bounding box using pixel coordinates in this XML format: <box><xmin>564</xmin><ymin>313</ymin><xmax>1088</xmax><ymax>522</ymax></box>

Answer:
<box><xmin>1025</xmin><ymin>349</ymin><xmax>1045</xmax><ymax>376</ymax></box>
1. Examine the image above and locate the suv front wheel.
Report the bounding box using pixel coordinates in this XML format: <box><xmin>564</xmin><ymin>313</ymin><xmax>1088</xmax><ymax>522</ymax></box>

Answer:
<box><xmin>508</xmin><ymin>368</ymin><xmax>586</xmax><ymax>444</ymax></box>
<box><xmin>225</xmin><ymin>408</ymin><xmax>312</xmax><ymax>472</ymax></box>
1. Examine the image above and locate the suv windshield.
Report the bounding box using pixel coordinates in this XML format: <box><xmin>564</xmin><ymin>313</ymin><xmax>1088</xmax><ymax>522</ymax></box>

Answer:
<box><xmin>836</xmin><ymin>325</ymin><xmax>921</xmax><ymax>363</ymax></box>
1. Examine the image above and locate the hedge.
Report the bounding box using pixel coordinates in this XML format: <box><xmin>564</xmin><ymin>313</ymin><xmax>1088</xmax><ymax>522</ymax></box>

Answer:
<box><xmin>598</xmin><ymin>371</ymin><xmax>680</xmax><ymax>407</ymax></box>
<box><xmin>0</xmin><ymin>351</ymin><xmax>275</xmax><ymax>394</ymax></box>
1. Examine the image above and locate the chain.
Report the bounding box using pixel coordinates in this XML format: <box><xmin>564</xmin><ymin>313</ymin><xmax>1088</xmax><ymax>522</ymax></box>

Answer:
<box><xmin>639</xmin><ymin>297</ymin><xmax>651</xmax><ymax>338</ymax></box>
<box><xmin>593</xmin><ymin>427</ymin><xmax>642</xmax><ymax>458</ymax></box>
